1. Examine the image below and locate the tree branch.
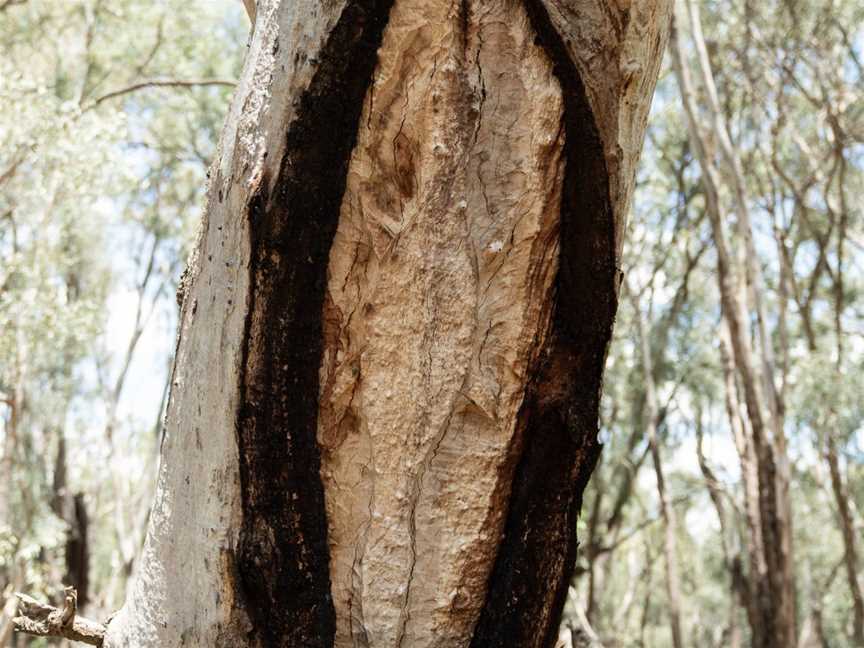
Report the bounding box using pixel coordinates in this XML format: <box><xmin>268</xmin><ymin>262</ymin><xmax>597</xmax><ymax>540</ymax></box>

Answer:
<box><xmin>0</xmin><ymin>0</ymin><xmax>27</xmax><ymax>12</ymax></box>
<box><xmin>88</xmin><ymin>78</ymin><xmax>236</xmax><ymax>109</ymax></box>
<box><xmin>13</xmin><ymin>587</ymin><xmax>106</xmax><ymax>646</ymax></box>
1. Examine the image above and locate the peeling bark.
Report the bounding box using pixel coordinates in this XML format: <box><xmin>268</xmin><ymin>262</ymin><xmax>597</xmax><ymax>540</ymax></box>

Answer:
<box><xmin>104</xmin><ymin>1</ymin><xmax>670</xmax><ymax>646</ymax></box>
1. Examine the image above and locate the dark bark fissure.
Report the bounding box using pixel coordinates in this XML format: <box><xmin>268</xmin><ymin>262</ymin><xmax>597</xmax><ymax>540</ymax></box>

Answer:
<box><xmin>52</xmin><ymin>437</ymin><xmax>90</xmax><ymax>608</ymax></box>
<box><xmin>470</xmin><ymin>2</ymin><xmax>615</xmax><ymax>646</ymax></box>
<box><xmin>235</xmin><ymin>2</ymin><xmax>394</xmax><ymax>646</ymax></box>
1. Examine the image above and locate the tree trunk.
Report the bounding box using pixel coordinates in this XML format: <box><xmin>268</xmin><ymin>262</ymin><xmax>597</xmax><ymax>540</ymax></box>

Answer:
<box><xmin>671</xmin><ymin>9</ymin><xmax>796</xmax><ymax>647</ymax></box>
<box><xmin>826</xmin><ymin>431</ymin><xmax>864</xmax><ymax>644</ymax></box>
<box><xmin>103</xmin><ymin>1</ymin><xmax>670</xmax><ymax>646</ymax></box>
<box><xmin>628</xmin><ymin>282</ymin><xmax>683</xmax><ymax>648</ymax></box>
<box><xmin>52</xmin><ymin>436</ymin><xmax>90</xmax><ymax>609</ymax></box>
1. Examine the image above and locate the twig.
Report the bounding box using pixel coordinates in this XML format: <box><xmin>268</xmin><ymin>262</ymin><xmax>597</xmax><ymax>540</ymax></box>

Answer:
<box><xmin>13</xmin><ymin>587</ymin><xmax>106</xmax><ymax>646</ymax></box>
<box><xmin>87</xmin><ymin>78</ymin><xmax>236</xmax><ymax>109</ymax></box>
<box><xmin>574</xmin><ymin>603</ymin><xmax>605</xmax><ymax>647</ymax></box>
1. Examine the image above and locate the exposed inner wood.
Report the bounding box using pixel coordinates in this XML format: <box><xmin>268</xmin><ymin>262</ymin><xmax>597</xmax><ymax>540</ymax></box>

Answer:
<box><xmin>236</xmin><ymin>2</ymin><xmax>394</xmax><ymax>646</ymax></box>
<box><xmin>317</xmin><ymin>1</ymin><xmax>565</xmax><ymax>645</ymax></box>
<box><xmin>470</xmin><ymin>0</ymin><xmax>616</xmax><ymax>644</ymax></box>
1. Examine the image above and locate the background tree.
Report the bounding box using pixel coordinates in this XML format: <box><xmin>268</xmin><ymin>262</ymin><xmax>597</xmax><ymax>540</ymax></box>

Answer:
<box><xmin>564</xmin><ymin>1</ymin><xmax>864</xmax><ymax>646</ymax></box>
<box><xmin>0</xmin><ymin>0</ymin><xmax>244</xmax><ymax>642</ymax></box>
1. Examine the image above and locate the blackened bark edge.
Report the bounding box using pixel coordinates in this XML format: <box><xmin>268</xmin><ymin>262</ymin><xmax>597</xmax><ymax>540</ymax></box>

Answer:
<box><xmin>471</xmin><ymin>1</ymin><xmax>615</xmax><ymax>646</ymax></box>
<box><xmin>236</xmin><ymin>2</ymin><xmax>394</xmax><ymax>646</ymax></box>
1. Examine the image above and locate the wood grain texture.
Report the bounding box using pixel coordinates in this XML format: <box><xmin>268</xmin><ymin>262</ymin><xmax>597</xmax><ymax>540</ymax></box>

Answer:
<box><xmin>318</xmin><ymin>1</ymin><xmax>564</xmax><ymax>645</ymax></box>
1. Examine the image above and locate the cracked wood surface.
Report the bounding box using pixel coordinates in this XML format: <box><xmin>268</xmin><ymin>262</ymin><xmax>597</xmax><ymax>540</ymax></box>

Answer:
<box><xmin>317</xmin><ymin>1</ymin><xmax>563</xmax><ymax>645</ymax></box>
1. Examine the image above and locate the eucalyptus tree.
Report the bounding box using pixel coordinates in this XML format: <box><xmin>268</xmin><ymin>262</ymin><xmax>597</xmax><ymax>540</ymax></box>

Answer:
<box><xmin>9</xmin><ymin>0</ymin><xmax>674</xmax><ymax>646</ymax></box>
<box><xmin>571</xmin><ymin>0</ymin><xmax>864</xmax><ymax>646</ymax></box>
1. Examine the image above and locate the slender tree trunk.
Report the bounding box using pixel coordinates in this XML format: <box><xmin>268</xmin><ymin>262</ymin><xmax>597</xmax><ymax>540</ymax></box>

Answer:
<box><xmin>0</xmin><ymin>348</ymin><xmax>25</xmax><ymax>643</ymax></box>
<box><xmin>825</xmin><ymin>147</ymin><xmax>864</xmax><ymax>644</ymax></box>
<box><xmin>585</xmin><ymin>472</ymin><xmax>605</xmax><ymax>625</ymax></box>
<box><xmin>102</xmin><ymin>2</ymin><xmax>670</xmax><ymax>646</ymax></box>
<box><xmin>0</xmin><ymin>398</ymin><xmax>16</xmax><ymax>532</ymax></box>
<box><xmin>671</xmin><ymin>11</ymin><xmax>796</xmax><ymax>647</ymax></box>
<box><xmin>695</xmin><ymin>411</ymin><xmax>745</xmax><ymax>648</ymax></box>
<box><xmin>0</xmin><ymin>569</ymin><xmax>24</xmax><ymax>646</ymax></box>
<box><xmin>51</xmin><ymin>437</ymin><xmax>90</xmax><ymax>609</ymax></box>
<box><xmin>0</xmin><ymin>348</ymin><xmax>23</xmax><ymax>530</ymax></box>
<box><xmin>629</xmin><ymin>283</ymin><xmax>683</xmax><ymax>648</ymax></box>
<box><xmin>825</xmin><ymin>434</ymin><xmax>864</xmax><ymax>643</ymax></box>
<box><xmin>719</xmin><ymin>323</ymin><xmax>765</xmax><ymax>637</ymax></box>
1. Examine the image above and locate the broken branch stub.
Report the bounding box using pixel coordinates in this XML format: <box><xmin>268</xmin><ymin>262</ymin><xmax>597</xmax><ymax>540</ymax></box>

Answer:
<box><xmin>13</xmin><ymin>586</ymin><xmax>106</xmax><ymax>646</ymax></box>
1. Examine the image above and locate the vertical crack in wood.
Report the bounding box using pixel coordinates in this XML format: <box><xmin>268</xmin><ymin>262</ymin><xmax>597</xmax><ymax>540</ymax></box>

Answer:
<box><xmin>235</xmin><ymin>2</ymin><xmax>395</xmax><ymax>646</ymax></box>
<box><xmin>470</xmin><ymin>0</ymin><xmax>616</xmax><ymax>646</ymax></box>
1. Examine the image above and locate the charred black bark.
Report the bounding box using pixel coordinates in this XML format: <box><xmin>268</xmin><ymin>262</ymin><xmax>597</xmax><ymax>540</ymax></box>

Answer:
<box><xmin>471</xmin><ymin>2</ymin><xmax>616</xmax><ymax>646</ymax></box>
<box><xmin>235</xmin><ymin>2</ymin><xmax>393</xmax><ymax>646</ymax></box>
